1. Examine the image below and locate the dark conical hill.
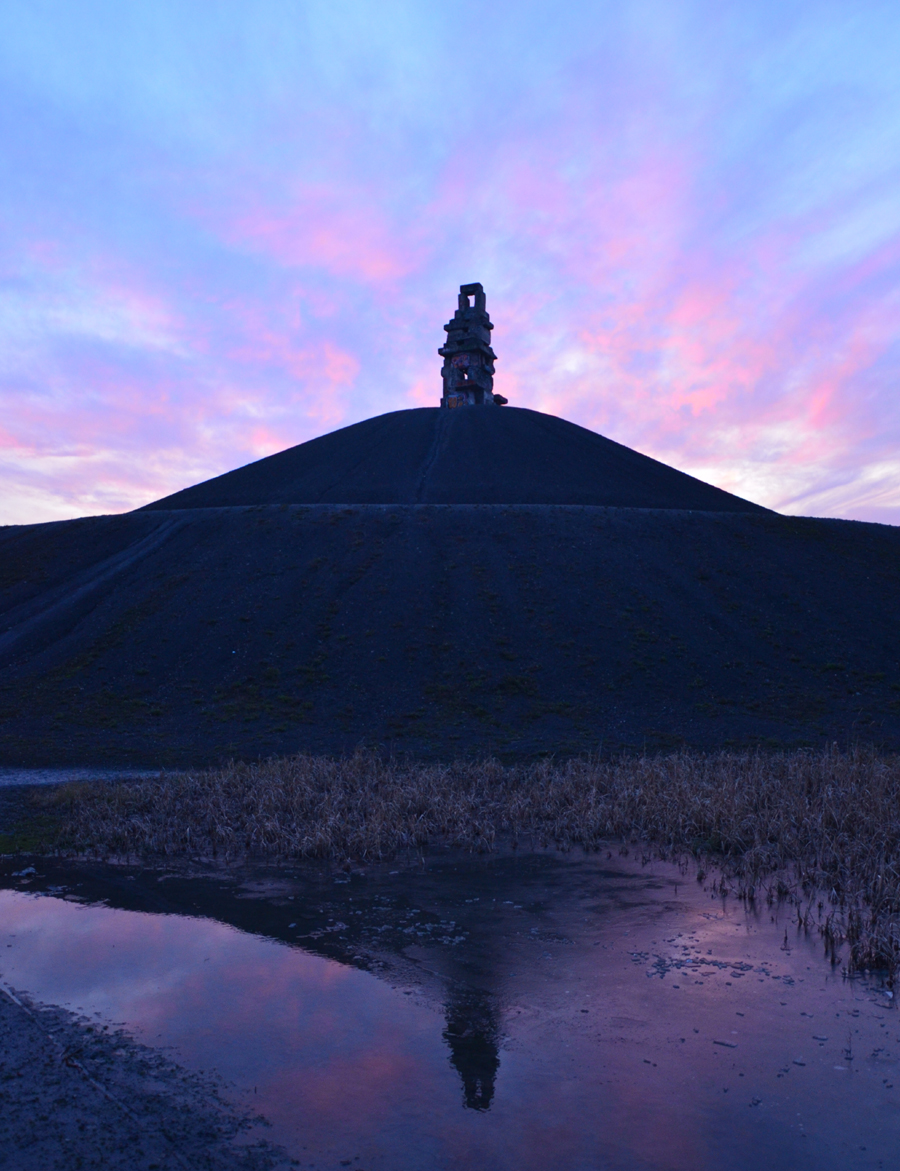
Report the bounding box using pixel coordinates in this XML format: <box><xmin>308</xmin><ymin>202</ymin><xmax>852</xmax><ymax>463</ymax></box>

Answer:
<box><xmin>143</xmin><ymin>407</ymin><xmax>766</xmax><ymax>512</ymax></box>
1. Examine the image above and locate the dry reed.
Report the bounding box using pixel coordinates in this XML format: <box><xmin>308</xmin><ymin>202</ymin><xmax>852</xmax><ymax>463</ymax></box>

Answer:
<box><xmin>42</xmin><ymin>747</ymin><xmax>900</xmax><ymax>977</ymax></box>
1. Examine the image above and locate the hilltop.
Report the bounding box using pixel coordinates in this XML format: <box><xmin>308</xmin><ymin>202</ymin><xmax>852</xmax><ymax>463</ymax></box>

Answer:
<box><xmin>144</xmin><ymin>407</ymin><xmax>766</xmax><ymax>512</ymax></box>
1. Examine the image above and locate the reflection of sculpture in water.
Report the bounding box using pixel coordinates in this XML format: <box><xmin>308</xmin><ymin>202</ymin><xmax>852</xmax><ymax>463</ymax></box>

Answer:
<box><xmin>442</xmin><ymin>990</ymin><xmax>501</xmax><ymax>1111</ymax></box>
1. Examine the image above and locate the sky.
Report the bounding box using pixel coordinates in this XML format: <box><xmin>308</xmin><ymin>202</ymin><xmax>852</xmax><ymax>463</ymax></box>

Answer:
<box><xmin>2</xmin><ymin>0</ymin><xmax>900</xmax><ymax>525</ymax></box>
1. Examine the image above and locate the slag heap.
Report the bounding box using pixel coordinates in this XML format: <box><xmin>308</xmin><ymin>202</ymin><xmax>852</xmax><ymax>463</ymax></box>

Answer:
<box><xmin>439</xmin><ymin>283</ymin><xmax>508</xmax><ymax>408</ymax></box>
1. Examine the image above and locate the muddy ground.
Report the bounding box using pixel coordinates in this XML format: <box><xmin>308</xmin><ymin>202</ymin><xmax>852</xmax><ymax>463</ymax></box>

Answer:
<box><xmin>0</xmin><ymin>984</ymin><xmax>290</xmax><ymax>1171</ymax></box>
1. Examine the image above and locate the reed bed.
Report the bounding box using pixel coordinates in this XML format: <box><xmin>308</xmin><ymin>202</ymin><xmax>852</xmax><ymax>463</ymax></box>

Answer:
<box><xmin>42</xmin><ymin>747</ymin><xmax>900</xmax><ymax>977</ymax></box>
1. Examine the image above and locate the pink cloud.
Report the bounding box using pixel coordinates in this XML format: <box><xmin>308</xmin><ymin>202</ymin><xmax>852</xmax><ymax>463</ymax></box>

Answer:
<box><xmin>4</xmin><ymin>40</ymin><xmax>900</xmax><ymax>526</ymax></box>
<box><xmin>205</xmin><ymin>177</ymin><xmax>424</xmax><ymax>286</ymax></box>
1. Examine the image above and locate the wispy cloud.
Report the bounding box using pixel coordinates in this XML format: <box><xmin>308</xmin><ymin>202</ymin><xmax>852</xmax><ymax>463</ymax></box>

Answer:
<box><xmin>2</xmin><ymin>0</ymin><xmax>900</xmax><ymax>524</ymax></box>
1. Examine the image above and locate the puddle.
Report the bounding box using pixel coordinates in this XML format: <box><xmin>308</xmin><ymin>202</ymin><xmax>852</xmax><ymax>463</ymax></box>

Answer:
<box><xmin>0</xmin><ymin>848</ymin><xmax>898</xmax><ymax>1170</ymax></box>
<box><xmin>0</xmin><ymin>768</ymin><xmax>162</xmax><ymax>788</ymax></box>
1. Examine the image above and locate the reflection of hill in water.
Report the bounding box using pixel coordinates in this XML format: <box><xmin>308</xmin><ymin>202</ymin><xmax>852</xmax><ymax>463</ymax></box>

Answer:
<box><xmin>4</xmin><ymin>847</ymin><xmax>899</xmax><ymax>1166</ymax></box>
<box><xmin>3</xmin><ymin>406</ymin><xmax>900</xmax><ymax>763</ymax></box>
<box><xmin>0</xmin><ymin>851</ymin><xmax>602</xmax><ymax>1113</ymax></box>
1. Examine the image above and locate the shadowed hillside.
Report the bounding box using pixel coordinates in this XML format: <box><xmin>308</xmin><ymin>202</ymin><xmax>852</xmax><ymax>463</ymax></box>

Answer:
<box><xmin>1</xmin><ymin>500</ymin><xmax>899</xmax><ymax>766</ymax></box>
<box><xmin>143</xmin><ymin>408</ymin><xmax>767</xmax><ymax>512</ymax></box>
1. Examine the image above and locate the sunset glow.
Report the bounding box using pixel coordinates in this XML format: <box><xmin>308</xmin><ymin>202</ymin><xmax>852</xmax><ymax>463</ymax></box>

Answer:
<box><xmin>2</xmin><ymin>1</ymin><xmax>900</xmax><ymax>524</ymax></box>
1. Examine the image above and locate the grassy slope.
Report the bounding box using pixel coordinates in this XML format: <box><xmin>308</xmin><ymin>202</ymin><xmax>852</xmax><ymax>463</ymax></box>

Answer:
<box><xmin>1</xmin><ymin>503</ymin><xmax>899</xmax><ymax>765</ymax></box>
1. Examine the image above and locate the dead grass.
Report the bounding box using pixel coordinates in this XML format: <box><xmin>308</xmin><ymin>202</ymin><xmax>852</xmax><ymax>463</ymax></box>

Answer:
<box><xmin>38</xmin><ymin>747</ymin><xmax>900</xmax><ymax>977</ymax></box>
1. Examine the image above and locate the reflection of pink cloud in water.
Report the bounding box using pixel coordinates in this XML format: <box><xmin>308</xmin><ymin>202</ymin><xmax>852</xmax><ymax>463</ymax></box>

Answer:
<box><xmin>4</xmin><ymin>864</ymin><xmax>897</xmax><ymax>1170</ymax></box>
<box><xmin>0</xmin><ymin>890</ymin><xmax>695</xmax><ymax>1167</ymax></box>
<box><xmin>0</xmin><ymin>894</ymin><xmax>452</xmax><ymax>1155</ymax></box>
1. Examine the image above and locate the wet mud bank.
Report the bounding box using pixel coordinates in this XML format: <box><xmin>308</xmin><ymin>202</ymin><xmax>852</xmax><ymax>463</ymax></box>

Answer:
<box><xmin>0</xmin><ymin>983</ymin><xmax>289</xmax><ymax>1171</ymax></box>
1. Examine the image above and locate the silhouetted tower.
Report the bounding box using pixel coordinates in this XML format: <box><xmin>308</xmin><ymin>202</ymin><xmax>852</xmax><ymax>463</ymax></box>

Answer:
<box><xmin>439</xmin><ymin>283</ymin><xmax>507</xmax><ymax>407</ymax></box>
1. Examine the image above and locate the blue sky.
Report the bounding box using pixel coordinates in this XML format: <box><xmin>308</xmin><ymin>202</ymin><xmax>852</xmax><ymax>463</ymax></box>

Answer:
<box><xmin>2</xmin><ymin>0</ymin><xmax>900</xmax><ymax>523</ymax></box>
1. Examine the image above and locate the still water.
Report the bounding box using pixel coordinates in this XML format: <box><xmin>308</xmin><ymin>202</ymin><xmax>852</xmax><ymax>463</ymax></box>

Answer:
<box><xmin>0</xmin><ymin>847</ymin><xmax>897</xmax><ymax>1170</ymax></box>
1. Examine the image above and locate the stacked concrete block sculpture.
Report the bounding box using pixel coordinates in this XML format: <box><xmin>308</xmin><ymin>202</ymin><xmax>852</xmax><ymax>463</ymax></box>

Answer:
<box><xmin>439</xmin><ymin>283</ymin><xmax>507</xmax><ymax>407</ymax></box>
